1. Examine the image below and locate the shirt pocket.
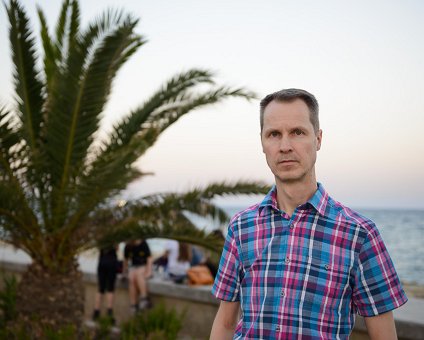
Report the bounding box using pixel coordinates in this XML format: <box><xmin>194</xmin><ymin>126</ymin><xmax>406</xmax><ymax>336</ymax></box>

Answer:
<box><xmin>301</xmin><ymin>256</ymin><xmax>351</xmax><ymax>310</ymax></box>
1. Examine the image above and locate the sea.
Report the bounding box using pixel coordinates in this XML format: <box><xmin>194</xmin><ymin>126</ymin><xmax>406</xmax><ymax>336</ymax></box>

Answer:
<box><xmin>1</xmin><ymin>208</ymin><xmax>423</xmax><ymax>285</ymax></box>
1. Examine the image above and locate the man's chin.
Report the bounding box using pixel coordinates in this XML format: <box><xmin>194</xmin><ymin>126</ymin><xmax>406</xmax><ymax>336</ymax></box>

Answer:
<box><xmin>275</xmin><ymin>174</ymin><xmax>303</xmax><ymax>184</ymax></box>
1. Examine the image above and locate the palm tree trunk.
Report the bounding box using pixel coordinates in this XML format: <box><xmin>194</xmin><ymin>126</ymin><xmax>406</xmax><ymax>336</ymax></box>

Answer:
<box><xmin>14</xmin><ymin>260</ymin><xmax>85</xmax><ymax>335</ymax></box>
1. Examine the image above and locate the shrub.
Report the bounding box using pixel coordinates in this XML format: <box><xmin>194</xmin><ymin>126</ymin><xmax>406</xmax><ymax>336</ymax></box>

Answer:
<box><xmin>121</xmin><ymin>302</ymin><xmax>185</xmax><ymax>340</ymax></box>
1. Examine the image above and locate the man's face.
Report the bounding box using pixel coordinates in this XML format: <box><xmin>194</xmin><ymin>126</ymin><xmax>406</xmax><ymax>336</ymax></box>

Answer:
<box><xmin>261</xmin><ymin>99</ymin><xmax>322</xmax><ymax>185</ymax></box>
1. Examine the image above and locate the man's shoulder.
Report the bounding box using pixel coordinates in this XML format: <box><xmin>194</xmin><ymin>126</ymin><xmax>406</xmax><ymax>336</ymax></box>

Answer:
<box><xmin>326</xmin><ymin>196</ymin><xmax>378</xmax><ymax>234</ymax></box>
<box><xmin>229</xmin><ymin>202</ymin><xmax>262</xmax><ymax>224</ymax></box>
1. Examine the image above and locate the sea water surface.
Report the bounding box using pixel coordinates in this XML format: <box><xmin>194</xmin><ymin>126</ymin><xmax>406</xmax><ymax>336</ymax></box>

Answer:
<box><xmin>1</xmin><ymin>208</ymin><xmax>423</xmax><ymax>285</ymax></box>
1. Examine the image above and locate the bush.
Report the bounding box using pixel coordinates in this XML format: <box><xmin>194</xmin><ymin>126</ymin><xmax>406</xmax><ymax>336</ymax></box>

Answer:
<box><xmin>0</xmin><ymin>275</ymin><xmax>17</xmax><ymax>327</ymax></box>
<box><xmin>121</xmin><ymin>302</ymin><xmax>185</xmax><ymax>340</ymax></box>
<box><xmin>0</xmin><ymin>276</ymin><xmax>184</xmax><ymax>339</ymax></box>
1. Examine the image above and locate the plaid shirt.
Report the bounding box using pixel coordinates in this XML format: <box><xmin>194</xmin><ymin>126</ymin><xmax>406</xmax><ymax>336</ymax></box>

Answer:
<box><xmin>212</xmin><ymin>183</ymin><xmax>407</xmax><ymax>339</ymax></box>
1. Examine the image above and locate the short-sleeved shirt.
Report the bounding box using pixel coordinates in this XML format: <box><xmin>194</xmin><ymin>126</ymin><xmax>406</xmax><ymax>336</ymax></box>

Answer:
<box><xmin>98</xmin><ymin>246</ymin><xmax>118</xmax><ymax>268</ymax></box>
<box><xmin>212</xmin><ymin>183</ymin><xmax>407</xmax><ymax>339</ymax></box>
<box><xmin>124</xmin><ymin>240</ymin><xmax>151</xmax><ymax>267</ymax></box>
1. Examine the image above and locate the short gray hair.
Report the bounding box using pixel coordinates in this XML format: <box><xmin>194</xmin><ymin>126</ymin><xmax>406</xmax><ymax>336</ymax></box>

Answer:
<box><xmin>260</xmin><ymin>88</ymin><xmax>320</xmax><ymax>132</ymax></box>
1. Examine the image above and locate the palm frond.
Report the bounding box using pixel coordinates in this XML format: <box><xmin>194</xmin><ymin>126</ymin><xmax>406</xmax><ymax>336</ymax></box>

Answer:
<box><xmin>37</xmin><ymin>7</ymin><xmax>57</xmax><ymax>91</ymax></box>
<box><xmin>105</xmin><ymin>69</ymin><xmax>216</xmax><ymax>154</ymax></box>
<box><xmin>0</xmin><ymin>107</ymin><xmax>36</xmax><ymax>224</ymax></box>
<box><xmin>86</xmin><ymin>180</ymin><xmax>269</xmax><ymax>252</ymax></box>
<box><xmin>44</xmin><ymin>14</ymin><xmax>144</xmax><ymax>229</ymax></box>
<box><xmin>195</xmin><ymin>180</ymin><xmax>271</xmax><ymax>199</ymax></box>
<box><xmin>99</xmin><ymin>71</ymin><xmax>256</xmax><ymax>164</ymax></box>
<box><xmin>6</xmin><ymin>0</ymin><xmax>43</xmax><ymax>151</ymax></box>
<box><xmin>148</xmin><ymin>86</ymin><xmax>256</xmax><ymax>136</ymax></box>
<box><xmin>141</xmin><ymin>180</ymin><xmax>270</xmax><ymax>223</ymax></box>
<box><xmin>119</xmin><ymin>87</ymin><xmax>256</xmax><ymax>161</ymax></box>
<box><xmin>98</xmin><ymin>220</ymin><xmax>224</xmax><ymax>254</ymax></box>
<box><xmin>137</xmin><ymin>192</ymin><xmax>229</xmax><ymax>225</ymax></box>
<box><xmin>68</xmin><ymin>0</ymin><xmax>80</xmax><ymax>47</ymax></box>
<box><xmin>70</xmin><ymin>70</ymin><xmax>222</xmax><ymax>224</ymax></box>
<box><xmin>0</xmin><ymin>106</ymin><xmax>20</xmax><ymax>167</ymax></box>
<box><xmin>54</xmin><ymin>0</ymin><xmax>71</xmax><ymax>61</ymax></box>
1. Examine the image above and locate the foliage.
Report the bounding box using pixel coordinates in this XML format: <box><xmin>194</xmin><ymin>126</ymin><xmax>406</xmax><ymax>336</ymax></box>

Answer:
<box><xmin>0</xmin><ymin>275</ymin><xmax>85</xmax><ymax>339</ymax></box>
<box><xmin>0</xmin><ymin>0</ymin><xmax>269</xmax><ymax>330</ymax></box>
<box><xmin>97</xmin><ymin>180</ymin><xmax>270</xmax><ymax>252</ymax></box>
<box><xmin>0</xmin><ymin>0</ymin><xmax>266</xmax><ymax>270</ymax></box>
<box><xmin>121</xmin><ymin>302</ymin><xmax>185</xmax><ymax>340</ymax></box>
<box><xmin>95</xmin><ymin>315</ymin><xmax>116</xmax><ymax>340</ymax></box>
<box><xmin>0</xmin><ymin>278</ymin><xmax>187</xmax><ymax>340</ymax></box>
<box><xmin>44</xmin><ymin>325</ymin><xmax>81</xmax><ymax>340</ymax></box>
<box><xmin>0</xmin><ymin>274</ymin><xmax>17</xmax><ymax>327</ymax></box>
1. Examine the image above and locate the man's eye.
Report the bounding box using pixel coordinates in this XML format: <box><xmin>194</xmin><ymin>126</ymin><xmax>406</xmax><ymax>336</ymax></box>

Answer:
<box><xmin>270</xmin><ymin>131</ymin><xmax>279</xmax><ymax>137</ymax></box>
<box><xmin>294</xmin><ymin>129</ymin><xmax>304</xmax><ymax>136</ymax></box>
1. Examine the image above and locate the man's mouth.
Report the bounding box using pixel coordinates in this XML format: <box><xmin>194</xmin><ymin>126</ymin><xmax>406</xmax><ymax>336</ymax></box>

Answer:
<box><xmin>278</xmin><ymin>159</ymin><xmax>297</xmax><ymax>164</ymax></box>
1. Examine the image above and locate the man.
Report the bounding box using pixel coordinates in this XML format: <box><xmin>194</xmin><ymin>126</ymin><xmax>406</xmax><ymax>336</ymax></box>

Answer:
<box><xmin>210</xmin><ymin>89</ymin><xmax>407</xmax><ymax>339</ymax></box>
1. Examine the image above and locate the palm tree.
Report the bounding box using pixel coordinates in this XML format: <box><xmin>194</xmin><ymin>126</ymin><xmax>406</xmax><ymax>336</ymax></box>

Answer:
<box><xmin>0</xmin><ymin>0</ymin><xmax>268</xmax><ymax>332</ymax></box>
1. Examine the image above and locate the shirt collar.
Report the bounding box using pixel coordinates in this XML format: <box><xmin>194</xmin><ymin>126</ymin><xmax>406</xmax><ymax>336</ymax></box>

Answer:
<box><xmin>307</xmin><ymin>182</ymin><xmax>329</xmax><ymax>217</ymax></box>
<box><xmin>258</xmin><ymin>185</ymin><xmax>279</xmax><ymax>215</ymax></box>
<box><xmin>258</xmin><ymin>182</ymin><xmax>329</xmax><ymax>217</ymax></box>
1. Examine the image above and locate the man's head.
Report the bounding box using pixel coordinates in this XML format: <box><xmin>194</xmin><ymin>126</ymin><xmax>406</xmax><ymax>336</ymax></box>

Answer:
<box><xmin>260</xmin><ymin>88</ymin><xmax>319</xmax><ymax>133</ymax></box>
<box><xmin>260</xmin><ymin>89</ymin><xmax>322</xmax><ymax>186</ymax></box>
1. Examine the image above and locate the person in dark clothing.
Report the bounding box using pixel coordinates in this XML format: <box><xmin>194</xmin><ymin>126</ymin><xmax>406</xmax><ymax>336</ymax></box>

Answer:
<box><xmin>92</xmin><ymin>245</ymin><xmax>119</xmax><ymax>322</ymax></box>
<box><xmin>123</xmin><ymin>239</ymin><xmax>152</xmax><ymax>313</ymax></box>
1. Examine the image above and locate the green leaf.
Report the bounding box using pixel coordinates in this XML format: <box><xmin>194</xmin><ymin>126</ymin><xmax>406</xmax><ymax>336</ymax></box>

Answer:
<box><xmin>37</xmin><ymin>7</ymin><xmax>57</xmax><ymax>92</ymax></box>
<box><xmin>6</xmin><ymin>0</ymin><xmax>44</xmax><ymax>150</ymax></box>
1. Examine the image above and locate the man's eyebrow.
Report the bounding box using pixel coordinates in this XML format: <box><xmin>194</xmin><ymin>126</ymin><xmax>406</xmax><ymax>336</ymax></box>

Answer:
<box><xmin>263</xmin><ymin>127</ymin><xmax>279</xmax><ymax>133</ymax></box>
<box><xmin>290</xmin><ymin>126</ymin><xmax>306</xmax><ymax>130</ymax></box>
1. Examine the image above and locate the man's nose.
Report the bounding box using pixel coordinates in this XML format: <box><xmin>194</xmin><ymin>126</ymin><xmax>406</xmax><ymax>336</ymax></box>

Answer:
<box><xmin>279</xmin><ymin>135</ymin><xmax>292</xmax><ymax>152</ymax></box>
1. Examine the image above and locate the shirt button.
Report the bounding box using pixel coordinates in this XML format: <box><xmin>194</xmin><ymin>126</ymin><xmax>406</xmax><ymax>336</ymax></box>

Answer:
<box><xmin>284</xmin><ymin>257</ymin><xmax>290</xmax><ymax>264</ymax></box>
<box><xmin>324</xmin><ymin>264</ymin><xmax>330</xmax><ymax>270</ymax></box>
<box><xmin>281</xmin><ymin>289</ymin><xmax>285</xmax><ymax>297</ymax></box>
<box><xmin>276</xmin><ymin>325</ymin><xmax>281</xmax><ymax>332</ymax></box>
<box><xmin>289</xmin><ymin>223</ymin><xmax>294</xmax><ymax>229</ymax></box>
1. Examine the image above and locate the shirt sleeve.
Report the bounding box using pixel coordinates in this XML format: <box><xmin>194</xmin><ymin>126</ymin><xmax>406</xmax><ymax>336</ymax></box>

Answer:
<box><xmin>352</xmin><ymin>227</ymin><xmax>408</xmax><ymax>316</ymax></box>
<box><xmin>124</xmin><ymin>244</ymin><xmax>130</xmax><ymax>260</ymax></box>
<box><xmin>211</xmin><ymin>218</ymin><xmax>242</xmax><ymax>302</ymax></box>
<box><xmin>144</xmin><ymin>240</ymin><xmax>151</xmax><ymax>257</ymax></box>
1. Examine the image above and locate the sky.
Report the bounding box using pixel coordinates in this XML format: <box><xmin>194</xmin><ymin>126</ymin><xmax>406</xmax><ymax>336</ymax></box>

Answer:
<box><xmin>0</xmin><ymin>0</ymin><xmax>423</xmax><ymax>209</ymax></box>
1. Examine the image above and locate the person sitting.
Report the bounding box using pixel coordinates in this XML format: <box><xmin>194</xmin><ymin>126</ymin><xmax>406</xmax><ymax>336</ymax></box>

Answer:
<box><xmin>202</xmin><ymin>229</ymin><xmax>224</xmax><ymax>278</ymax></box>
<box><xmin>164</xmin><ymin>240</ymin><xmax>191</xmax><ymax>284</ymax></box>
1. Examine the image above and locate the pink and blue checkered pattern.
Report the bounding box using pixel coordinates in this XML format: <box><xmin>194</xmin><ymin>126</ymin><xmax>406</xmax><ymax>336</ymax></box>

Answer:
<box><xmin>212</xmin><ymin>183</ymin><xmax>407</xmax><ymax>339</ymax></box>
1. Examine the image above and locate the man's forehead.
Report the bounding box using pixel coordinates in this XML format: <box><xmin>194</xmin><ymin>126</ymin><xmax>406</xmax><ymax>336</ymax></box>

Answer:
<box><xmin>263</xmin><ymin>101</ymin><xmax>310</xmax><ymax>122</ymax></box>
<box><xmin>265</xmin><ymin>98</ymin><xmax>309</xmax><ymax>111</ymax></box>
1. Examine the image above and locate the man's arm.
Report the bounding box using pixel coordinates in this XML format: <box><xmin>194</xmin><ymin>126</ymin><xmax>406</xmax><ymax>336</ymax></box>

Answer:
<box><xmin>364</xmin><ymin>311</ymin><xmax>397</xmax><ymax>340</ymax></box>
<box><xmin>210</xmin><ymin>300</ymin><xmax>240</xmax><ymax>340</ymax></box>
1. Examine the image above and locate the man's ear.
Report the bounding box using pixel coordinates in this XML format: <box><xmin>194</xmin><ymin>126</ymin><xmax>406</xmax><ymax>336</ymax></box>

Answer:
<box><xmin>316</xmin><ymin>129</ymin><xmax>322</xmax><ymax>151</ymax></box>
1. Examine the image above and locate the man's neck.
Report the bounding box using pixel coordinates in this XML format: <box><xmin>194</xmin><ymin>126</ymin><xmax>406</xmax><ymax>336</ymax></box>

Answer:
<box><xmin>275</xmin><ymin>178</ymin><xmax>317</xmax><ymax>217</ymax></box>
